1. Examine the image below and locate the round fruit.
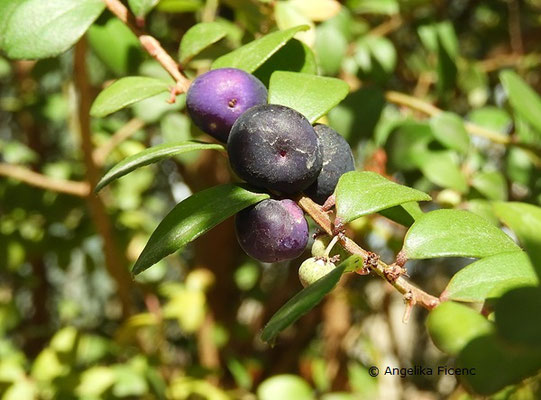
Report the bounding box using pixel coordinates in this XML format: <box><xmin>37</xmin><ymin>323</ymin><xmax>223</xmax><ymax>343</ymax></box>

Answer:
<box><xmin>235</xmin><ymin>199</ymin><xmax>308</xmax><ymax>263</ymax></box>
<box><xmin>304</xmin><ymin>124</ymin><xmax>355</xmax><ymax>204</ymax></box>
<box><xmin>298</xmin><ymin>257</ymin><xmax>336</xmax><ymax>287</ymax></box>
<box><xmin>186</xmin><ymin>68</ymin><xmax>268</xmax><ymax>143</ymax></box>
<box><xmin>227</xmin><ymin>104</ymin><xmax>323</xmax><ymax>194</ymax></box>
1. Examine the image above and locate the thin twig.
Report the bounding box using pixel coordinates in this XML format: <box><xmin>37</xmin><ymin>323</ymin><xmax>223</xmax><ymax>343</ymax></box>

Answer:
<box><xmin>102</xmin><ymin>0</ymin><xmax>191</xmax><ymax>94</ymax></box>
<box><xmin>0</xmin><ymin>163</ymin><xmax>91</xmax><ymax>197</ymax></box>
<box><xmin>93</xmin><ymin>118</ymin><xmax>145</xmax><ymax>166</ymax></box>
<box><xmin>296</xmin><ymin>195</ymin><xmax>440</xmax><ymax>311</ymax></box>
<box><xmin>368</xmin><ymin>15</ymin><xmax>403</xmax><ymax>37</ymax></box>
<box><xmin>385</xmin><ymin>91</ymin><xmax>511</xmax><ymax>144</ymax></box>
<box><xmin>385</xmin><ymin>90</ymin><xmax>541</xmax><ymax>167</ymax></box>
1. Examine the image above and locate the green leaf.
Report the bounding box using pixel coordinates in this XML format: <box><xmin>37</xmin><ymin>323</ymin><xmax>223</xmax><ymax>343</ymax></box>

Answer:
<box><xmin>257</xmin><ymin>375</ymin><xmax>313</xmax><ymax>400</ymax></box>
<box><xmin>457</xmin><ymin>334</ymin><xmax>541</xmax><ymax>395</ymax></box>
<box><xmin>90</xmin><ymin>77</ymin><xmax>170</xmax><ymax>118</ymax></box>
<box><xmin>417</xmin><ymin>150</ymin><xmax>468</xmax><ymax>193</ymax></box>
<box><xmin>127</xmin><ymin>0</ymin><xmax>159</xmax><ymax>17</ymax></box>
<box><xmin>495</xmin><ymin>287</ymin><xmax>541</xmax><ymax>348</ymax></box>
<box><xmin>494</xmin><ymin>202</ymin><xmax>541</xmax><ymax>275</ymax></box>
<box><xmin>253</xmin><ymin>39</ymin><xmax>317</xmax><ymax>87</ymax></box>
<box><xmin>179</xmin><ymin>22</ymin><xmax>228</xmax><ymax>64</ymax></box>
<box><xmin>471</xmin><ymin>171</ymin><xmax>507</xmax><ymax>201</ymax></box>
<box><xmin>268</xmin><ymin>71</ymin><xmax>349</xmax><ymax>123</ymax></box>
<box><xmin>335</xmin><ymin>171</ymin><xmax>431</xmax><ymax>223</ymax></box>
<box><xmin>133</xmin><ymin>184</ymin><xmax>269</xmax><ymax>275</ymax></box>
<box><xmin>385</xmin><ymin>121</ymin><xmax>433</xmax><ymax>171</ymax></box>
<box><xmin>403</xmin><ymin>209</ymin><xmax>520</xmax><ymax>259</ymax></box>
<box><xmin>0</xmin><ymin>0</ymin><xmax>25</xmax><ymax>51</ymax></box>
<box><xmin>328</xmin><ymin>87</ymin><xmax>385</xmax><ymax>145</ymax></box>
<box><xmin>315</xmin><ymin>23</ymin><xmax>347</xmax><ymax>76</ymax></box>
<box><xmin>427</xmin><ymin>302</ymin><xmax>494</xmax><ymax>356</ymax></box>
<box><xmin>419</xmin><ymin>22</ymin><xmax>458</xmax><ymax>95</ymax></box>
<box><xmin>274</xmin><ymin>1</ymin><xmax>315</xmax><ymax>48</ymax></box>
<box><xmin>442</xmin><ymin>251</ymin><xmax>538</xmax><ymax>302</ymax></box>
<box><xmin>500</xmin><ymin>70</ymin><xmax>541</xmax><ymax>134</ymax></box>
<box><xmin>96</xmin><ymin>141</ymin><xmax>224</xmax><ymax>192</ymax></box>
<box><xmin>261</xmin><ymin>261</ymin><xmax>347</xmax><ymax>343</ymax></box>
<box><xmin>467</xmin><ymin>106</ymin><xmax>512</xmax><ymax>134</ymax></box>
<box><xmin>2</xmin><ymin>0</ymin><xmax>105</xmax><ymax>59</ymax></box>
<box><xmin>349</xmin><ymin>0</ymin><xmax>399</xmax><ymax>15</ymax></box>
<box><xmin>378</xmin><ymin>202</ymin><xmax>424</xmax><ymax>227</ymax></box>
<box><xmin>87</xmin><ymin>17</ymin><xmax>143</xmax><ymax>76</ymax></box>
<box><xmin>429</xmin><ymin>112</ymin><xmax>470</xmax><ymax>153</ymax></box>
<box><xmin>354</xmin><ymin>35</ymin><xmax>396</xmax><ymax>76</ymax></box>
<box><xmin>156</xmin><ymin>0</ymin><xmax>203</xmax><ymax>13</ymax></box>
<box><xmin>211</xmin><ymin>25</ymin><xmax>309</xmax><ymax>72</ymax></box>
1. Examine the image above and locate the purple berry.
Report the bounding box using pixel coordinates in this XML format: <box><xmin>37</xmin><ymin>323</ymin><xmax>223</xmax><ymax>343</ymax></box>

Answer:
<box><xmin>186</xmin><ymin>68</ymin><xmax>268</xmax><ymax>142</ymax></box>
<box><xmin>235</xmin><ymin>199</ymin><xmax>309</xmax><ymax>263</ymax></box>
<box><xmin>227</xmin><ymin>104</ymin><xmax>323</xmax><ymax>194</ymax></box>
<box><xmin>305</xmin><ymin>124</ymin><xmax>355</xmax><ymax>204</ymax></box>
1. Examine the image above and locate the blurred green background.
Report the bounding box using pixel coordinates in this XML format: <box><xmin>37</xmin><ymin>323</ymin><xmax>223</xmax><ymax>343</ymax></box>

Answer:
<box><xmin>1</xmin><ymin>0</ymin><xmax>541</xmax><ymax>399</ymax></box>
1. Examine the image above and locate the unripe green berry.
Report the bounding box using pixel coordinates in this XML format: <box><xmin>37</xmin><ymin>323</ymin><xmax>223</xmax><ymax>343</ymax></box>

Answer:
<box><xmin>298</xmin><ymin>257</ymin><xmax>336</xmax><ymax>288</ymax></box>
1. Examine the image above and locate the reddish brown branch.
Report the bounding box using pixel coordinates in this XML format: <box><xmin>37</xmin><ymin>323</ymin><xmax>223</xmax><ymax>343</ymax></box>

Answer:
<box><xmin>74</xmin><ymin>39</ymin><xmax>135</xmax><ymax>318</ymax></box>
<box><xmin>296</xmin><ymin>195</ymin><xmax>440</xmax><ymax>311</ymax></box>
<box><xmin>102</xmin><ymin>0</ymin><xmax>190</xmax><ymax>94</ymax></box>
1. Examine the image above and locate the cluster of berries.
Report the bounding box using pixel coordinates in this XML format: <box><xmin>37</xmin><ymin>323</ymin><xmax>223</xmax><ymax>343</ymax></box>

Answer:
<box><xmin>186</xmin><ymin>68</ymin><xmax>354</xmax><ymax>264</ymax></box>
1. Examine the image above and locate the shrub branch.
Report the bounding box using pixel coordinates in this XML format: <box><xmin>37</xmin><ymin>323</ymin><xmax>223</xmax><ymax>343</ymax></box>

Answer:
<box><xmin>102</xmin><ymin>0</ymin><xmax>191</xmax><ymax>94</ymax></box>
<box><xmin>0</xmin><ymin>163</ymin><xmax>91</xmax><ymax>197</ymax></box>
<box><xmin>296</xmin><ymin>195</ymin><xmax>440</xmax><ymax>311</ymax></box>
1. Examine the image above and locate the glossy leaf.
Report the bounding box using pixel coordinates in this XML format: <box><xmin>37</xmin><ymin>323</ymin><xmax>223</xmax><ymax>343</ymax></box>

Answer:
<box><xmin>261</xmin><ymin>261</ymin><xmax>347</xmax><ymax>342</ymax></box>
<box><xmin>90</xmin><ymin>77</ymin><xmax>170</xmax><ymax>118</ymax></box>
<box><xmin>2</xmin><ymin>0</ymin><xmax>105</xmax><ymax>59</ymax></box>
<box><xmin>179</xmin><ymin>22</ymin><xmax>228</xmax><ymax>64</ymax></box>
<box><xmin>403</xmin><ymin>209</ymin><xmax>519</xmax><ymax>259</ymax></box>
<box><xmin>127</xmin><ymin>0</ymin><xmax>159</xmax><ymax>17</ymax></box>
<box><xmin>211</xmin><ymin>25</ymin><xmax>309</xmax><ymax>72</ymax></box>
<box><xmin>335</xmin><ymin>171</ymin><xmax>431</xmax><ymax>223</ymax></box>
<box><xmin>493</xmin><ymin>202</ymin><xmax>541</xmax><ymax>275</ymax></box>
<box><xmin>133</xmin><ymin>184</ymin><xmax>269</xmax><ymax>275</ymax></box>
<box><xmin>378</xmin><ymin>202</ymin><xmax>424</xmax><ymax>227</ymax></box>
<box><xmin>253</xmin><ymin>39</ymin><xmax>317</xmax><ymax>87</ymax></box>
<box><xmin>95</xmin><ymin>141</ymin><xmax>225</xmax><ymax>192</ymax></box>
<box><xmin>500</xmin><ymin>70</ymin><xmax>541</xmax><ymax>134</ymax></box>
<box><xmin>417</xmin><ymin>150</ymin><xmax>468</xmax><ymax>193</ymax></box>
<box><xmin>429</xmin><ymin>112</ymin><xmax>470</xmax><ymax>153</ymax></box>
<box><xmin>268</xmin><ymin>71</ymin><xmax>349</xmax><ymax>123</ymax></box>
<box><xmin>495</xmin><ymin>287</ymin><xmax>541</xmax><ymax>348</ymax></box>
<box><xmin>442</xmin><ymin>251</ymin><xmax>538</xmax><ymax>302</ymax></box>
<box><xmin>427</xmin><ymin>302</ymin><xmax>494</xmax><ymax>356</ymax></box>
